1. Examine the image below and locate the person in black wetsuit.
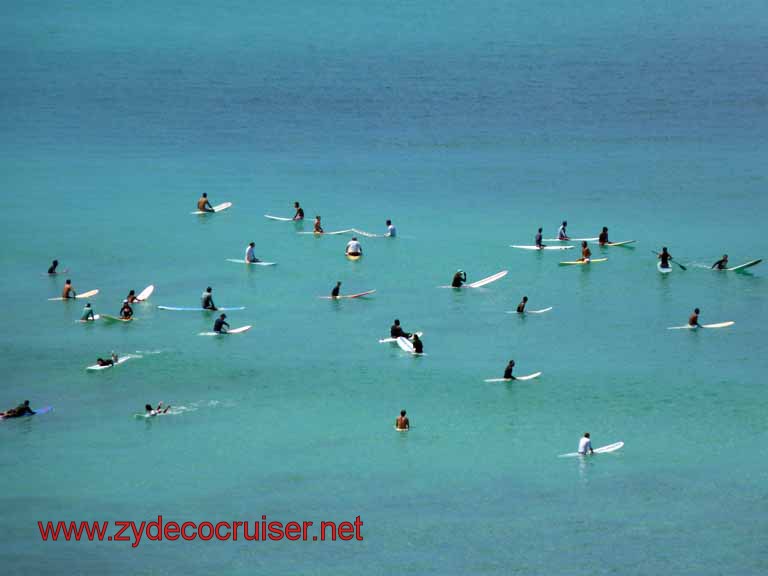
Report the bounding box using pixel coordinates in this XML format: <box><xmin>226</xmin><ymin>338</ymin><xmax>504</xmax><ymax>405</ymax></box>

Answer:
<box><xmin>412</xmin><ymin>334</ymin><xmax>424</xmax><ymax>354</ymax></box>
<box><xmin>201</xmin><ymin>287</ymin><xmax>217</xmax><ymax>310</ymax></box>
<box><xmin>658</xmin><ymin>247</ymin><xmax>673</xmax><ymax>269</ymax></box>
<box><xmin>711</xmin><ymin>254</ymin><xmax>729</xmax><ymax>270</ymax></box>
<box><xmin>452</xmin><ymin>270</ymin><xmax>467</xmax><ymax>288</ymax></box>
<box><xmin>504</xmin><ymin>360</ymin><xmax>516</xmax><ymax>380</ymax></box>
<box><xmin>48</xmin><ymin>260</ymin><xmax>59</xmax><ymax>274</ymax></box>
<box><xmin>517</xmin><ymin>297</ymin><xmax>528</xmax><ymax>313</ymax></box>
<box><xmin>213</xmin><ymin>314</ymin><xmax>229</xmax><ymax>334</ymax></box>
<box><xmin>331</xmin><ymin>281</ymin><xmax>341</xmax><ymax>298</ymax></box>
<box><xmin>1</xmin><ymin>400</ymin><xmax>35</xmax><ymax>418</ymax></box>
<box><xmin>598</xmin><ymin>227</ymin><xmax>609</xmax><ymax>245</ymax></box>
<box><xmin>390</xmin><ymin>319</ymin><xmax>411</xmax><ymax>339</ymax></box>
<box><xmin>119</xmin><ymin>301</ymin><xmax>133</xmax><ymax>320</ymax></box>
<box><xmin>293</xmin><ymin>202</ymin><xmax>304</xmax><ymax>221</ymax></box>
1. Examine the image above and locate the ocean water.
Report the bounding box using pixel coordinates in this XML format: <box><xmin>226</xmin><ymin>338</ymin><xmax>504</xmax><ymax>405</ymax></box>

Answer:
<box><xmin>1</xmin><ymin>1</ymin><xmax>767</xmax><ymax>574</ymax></box>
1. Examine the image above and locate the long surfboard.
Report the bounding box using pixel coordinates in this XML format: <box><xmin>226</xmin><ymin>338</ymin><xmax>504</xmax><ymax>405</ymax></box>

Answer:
<box><xmin>559</xmin><ymin>441</ymin><xmax>624</xmax><ymax>457</ymax></box>
<box><xmin>191</xmin><ymin>202</ymin><xmax>232</xmax><ymax>214</ymax></box>
<box><xmin>297</xmin><ymin>229</ymin><xmax>355</xmax><ymax>236</ymax></box>
<box><xmin>668</xmin><ymin>321</ymin><xmax>735</xmax><ymax>330</ymax></box>
<box><xmin>510</xmin><ymin>245</ymin><xmax>574</xmax><ymax>251</ymax></box>
<box><xmin>76</xmin><ymin>314</ymin><xmax>101</xmax><ymax>323</ymax></box>
<box><xmin>379</xmin><ymin>331</ymin><xmax>423</xmax><ymax>344</ymax></box>
<box><xmin>544</xmin><ymin>237</ymin><xmax>598</xmax><ymax>242</ymax></box>
<box><xmin>199</xmin><ymin>325</ymin><xmax>252</xmax><ymax>336</ymax></box>
<box><xmin>49</xmin><ymin>289</ymin><xmax>99</xmax><ymax>301</ymax></box>
<box><xmin>506</xmin><ymin>307</ymin><xmax>553</xmax><ymax>315</ymax></box>
<box><xmin>396</xmin><ymin>337</ymin><xmax>426</xmax><ymax>356</ymax></box>
<box><xmin>352</xmin><ymin>228</ymin><xmax>384</xmax><ymax>238</ymax></box>
<box><xmin>467</xmin><ymin>270</ymin><xmax>508</xmax><ymax>288</ymax></box>
<box><xmin>157</xmin><ymin>305</ymin><xmax>245</xmax><ymax>311</ymax></box>
<box><xmin>264</xmin><ymin>214</ymin><xmax>295</xmax><ymax>221</ymax></box>
<box><xmin>484</xmin><ymin>372</ymin><xmax>542</xmax><ymax>382</ymax></box>
<box><xmin>594</xmin><ymin>240</ymin><xmax>636</xmax><ymax>247</ymax></box>
<box><xmin>136</xmin><ymin>285</ymin><xmax>155</xmax><ymax>301</ymax></box>
<box><xmin>319</xmin><ymin>290</ymin><xmax>376</xmax><ymax>300</ymax></box>
<box><xmin>225</xmin><ymin>259</ymin><xmax>277</xmax><ymax>266</ymax></box>
<box><xmin>101</xmin><ymin>314</ymin><xmax>133</xmax><ymax>323</ymax></box>
<box><xmin>86</xmin><ymin>356</ymin><xmax>131</xmax><ymax>371</ymax></box>
<box><xmin>724</xmin><ymin>259</ymin><xmax>762</xmax><ymax>272</ymax></box>
<box><xmin>559</xmin><ymin>258</ymin><xmax>607</xmax><ymax>266</ymax></box>
<box><xmin>2</xmin><ymin>406</ymin><xmax>53</xmax><ymax>420</ymax></box>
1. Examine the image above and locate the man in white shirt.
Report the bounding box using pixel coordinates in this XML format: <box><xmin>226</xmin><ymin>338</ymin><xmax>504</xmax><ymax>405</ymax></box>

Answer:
<box><xmin>557</xmin><ymin>220</ymin><xmax>569</xmax><ymax>240</ymax></box>
<box><xmin>386</xmin><ymin>219</ymin><xmax>397</xmax><ymax>238</ymax></box>
<box><xmin>578</xmin><ymin>432</ymin><xmax>594</xmax><ymax>455</ymax></box>
<box><xmin>245</xmin><ymin>242</ymin><xmax>259</xmax><ymax>263</ymax></box>
<box><xmin>346</xmin><ymin>237</ymin><xmax>363</xmax><ymax>256</ymax></box>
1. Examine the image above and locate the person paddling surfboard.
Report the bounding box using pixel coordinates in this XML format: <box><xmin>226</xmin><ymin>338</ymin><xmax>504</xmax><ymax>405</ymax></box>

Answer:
<box><xmin>96</xmin><ymin>352</ymin><xmax>119</xmax><ymax>367</ymax></box>
<box><xmin>658</xmin><ymin>247</ymin><xmax>673</xmax><ymax>270</ymax></box>
<box><xmin>1</xmin><ymin>400</ymin><xmax>35</xmax><ymax>418</ymax></box>
<box><xmin>711</xmin><ymin>254</ymin><xmax>729</xmax><ymax>270</ymax></box>
<box><xmin>197</xmin><ymin>193</ymin><xmax>215</xmax><ymax>213</ymax></box>
<box><xmin>504</xmin><ymin>360</ymin><xmax>516</xmax><ymax>380</ymax></box>
<box><xmin>451</xmin><ymin>270</ymin><xmax>467</xmax><ymax>288</ymax></box>
<box><xmin>201</xmin><ymin>287</ymin><xmax>217</xmax><ymax>311</ymax></box>
<box><xmin>516</xmin><ymin>297</ymin><xmax>528</xmax><ymax>313</ymax></box>
<box><xmin>293</xmin><ymin>202</ymin><xmax>304</xmax><ymax>221</ymax></box>
<box><xmin>557</xmin><ymin>221</ymin><xmax>569</xmax><ymax>241</ymax></box>
<box><xmin>395</xmin><ymin>409</ymin><xmax>410</xmax><ymax>431</ymax></box>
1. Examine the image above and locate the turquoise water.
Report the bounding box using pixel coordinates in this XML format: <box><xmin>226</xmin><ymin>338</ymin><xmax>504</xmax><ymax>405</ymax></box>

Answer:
<box><xmin>2</xmin><ymin>1</ymin><xmax>767</xmax><ymax>574</ymax></box>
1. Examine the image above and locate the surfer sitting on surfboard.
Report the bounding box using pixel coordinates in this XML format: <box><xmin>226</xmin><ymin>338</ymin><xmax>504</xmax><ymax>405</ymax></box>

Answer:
<box><xmin>580</xmin><ymin>242</ymin><xmax>592</xmax><ymax>262</ymax></box>
<box><xmin>711</xmin><ymin>254</ymin><xmax>729</xmax><ymax>270</ymax></box>
<box><xmin>558</xmin><ymin>221</ymin><xmax>569</xmax><ymax>240</ymax></box>
<box><xmin>0</xmin><ymin>400</ymin><xmax>35</xmax><ymax>419</ymax></box>
<box><xmin>658</xmin><ymin>247</ymin><xmax>673</xmax><ymax>269</ymax></box>
<box><xmin>119</xmin><ymin>302</ymin><xmax>133</xmax><ymax>320</ymax></box>
<box><xmin>197</xmin><ymin>193</ymin><xmax>215</xmax><ymax>213</ymax></box>
<box><xmin>598</xmin><ymin>227</ymin><xmax>609</xmax><ymax>246</ymax></box>
<box><xmin>62</xmin><ymin>279</ymin><xmax>76</xmax><ymax>299</ymax></box>
<box><xmin>331</xmin><ymin>281</ymin><xmax>342</xmax><ymax>298</ymax></box>
<box><xmin>145</xmin><ymin>403</ymin><xmax>171</xmax><ymax>417</ymax></box>
<box><xmin>48</xmin><ymin>259</ymin><xmax>59</xmax><ymax>274</ymax></box>
<box><xmin>245</xmin><ymin>242</ymin><xmax>260</xmax><ymax>263</ymax></box>
<box><xmin>345</xmin><ymin>237</ymin><xmax>363</xmax><ymax>257</ymax></box>
<box><xmin>96</xmin><ymin>352</ymin><xmax>119</xmax><ymax>367</ymax></box>
<box><xmin>412</xmin><ymin>334</ymin><xmax>424</xmax><ymax>354</ymax></box>
<box><xmin>578</xmin><ymin>433</ymin><xmax>594</xmax><ymax>455</ymax></box>
<box><xmin>689</xmin><ymin>308</ymin><xmax>701</xmax><ymax>327</ymax></box>
<box><xmin>395</xmin><ymin>410</ymin><xmax>410</xmax><ymax>431</ymax></box>
<box><xmin>213</xmin><ymin>313</ymin><xmax>229</xmax><ymax>334</ymax></box>
<box><xmin>535</xmin><ymin>228</ymin><xmax>544</xmax><ymax>248</ymax></box>
<box><xmin>504</xmin><ymin>360</ymin><xmax>515</xmax><ymax>380</ymax></box>
<box><xmin>452</xmin><ymin>270</ymin><xmax>467</xmax><ymax>288</ymax></box>
<box><xmin>390</xmin><ymin>319</ymin><xmax>411</xmax><ymax>339</ymax></box>
<box><xmin>81</xmin><ymin>303</ymin><xmax>95</xmax><ymax>321</ymax></box>
<box><xmin>314</xmin><ymin>216</ymin><xmax>324</xmax><ymax>234</ymax></box>
<box><xmin>201</xmin><ymin>287</ymin><xmax>217</xmax><ymax>311</ymax></box>
<box><xmin>517</xmin><ymin>297</ymin><xmax>528</xmax><ymax>313</ymax></box>
<box><xmin>293</xmin><ymin>202</ymin><xmax>304</xmax><ymax>221</ymax></box>
<box><xmin>386</xmin><ymin>220</ymin><xmax>397</xmax><ymax>237</ymax></box>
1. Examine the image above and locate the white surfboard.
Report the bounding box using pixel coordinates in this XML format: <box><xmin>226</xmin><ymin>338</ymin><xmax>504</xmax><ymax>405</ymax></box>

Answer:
<box><xmin>594</xmin><ymin>240</ymin><xmax>636</xmax><ymax>247</ymax></box>
<box><xmin>297</xmin><ymin>229</ymin><xmax>355</xmax><ymax>236</ymax></box>
<box><xmin>136</xmin><ymin>285</ymin><xmax>155</xmax><ymax>301</ymax></box>
<box><xmin>86</xmin><ymin>356</ymin><xmax>131</xmax><ymax>371</ymax></box>
<box><xmin>352</xmin><ymin>228</ymin><xmax>385</xmax><ymax>238</ymax></box>
<box><xmin>559</xmin><ymin>258</ymin><xmax>608</xmax><ymax>266</ymax></box>
<box><xmin>506</xmin><ymin>307</ymin><xmax>553</xmax><ymax>315</ymax></box>
<box><xmin>397</xmin><ymin>337</ymin><xmax>425</xmax><ymax>355</ymax></box>
<box><xmin>668</xmin><ymin>321</ymin><xmax>735</xmax><ymax>330</ymax></box>
<box><xmin>467</xmin><ymin>270</ymin><xmax>508</xmax><ymax>288</ymax></box>
<box><xmin>198</xmin><ymin>325</ymin><xmax>252</xmax><ymax>336</ymax></box>
<box><xmin>657</xmin><ymin>262</ymin><xmax>672</xmax><ymax>274</ymax></box>
<box><xmin>101</xmin><ymin>314</ymin><xmax>133</xmax><ymax>323</ymax></box>
<box><xmin>484</xmin><ymin>372</ymin><xmax>542</xmax><ymax>382</ymax></box>
<box><xmin>157</xmin><ymin>305</ymin><xmax>245</xmax><ymax>311</ymax></box>
<box><xmin>379</xmin><ymin>331</ymin><xmax>423</xmax><ymax>344</ymax></box>
<box><xmin>510</xmin><ymin>245</ymin><xmax>574</xmax><ymax>251</ymax></box>
<box><xmin>225</xmin><ymin>259</ymin><xmax>277</xmax><ymax>266</ymax></box>
<box><xmin>319</xmin><ymin>290</ymin><xmax>376</xmax><ymax>300</ymax></box>
<box><xmin>191</xmin><ymin>202</ymin><xmax>232</xmax><ymax>214</ymax></box>
<box><xmin>724</xmin><ymin>259</ymin><xmax>762</xmax><ymax>271</ymax></box>
<box><xmin>559</xmin><ymin>441</ymin><xmax>624</xmax><ymax>457</ymax></box>
<box><xmin>76</xmin><ymin>314</ymin><xmax>101</xmax><ymax>323</ymax></box>
<box><xmin>264</xmin><ymin>214</ymin><xmax>294</xmax><ymax>221</ymax></box>
<box><xmin>49</xmin><ymin>289</ymin><xmax>99</xmax><ymax>301</ymax></box>
<box><xmin>544</xmin><ymin>237</ymin><xmax>598</xmax><ymax>242</ymax></box>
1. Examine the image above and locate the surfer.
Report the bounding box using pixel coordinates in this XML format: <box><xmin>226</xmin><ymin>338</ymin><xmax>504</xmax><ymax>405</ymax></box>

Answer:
<box><xmin>213</xmin><ymin>313</ymin><xmax>229</xmax><ymax>334</ymax></box>
<box><xmin>0</xmin><ymin>400</ymin><xmax>35</xmax><ymax>418</ymax></box>
<box><xmin>201</xmin><ymin>287</ymin><xmax>217</xmax><ymax>311</ymax></box>
<box><xmin>125</xmin><ymin>289</ymin><xmax>140</xmax><ymax>304</ymax></box>
<box><xmin>412</xmin><ymin>334</ymin><xmax>424</xmax><ymax>354</ymax></box>
<box><xmin>331</xmin><ymin>281</ymin><xmax>342</xmax><ymax>298</ymax></box>
<box><xmin>688</xmin><ymin>308</ymin><xmax>701</xmax><ymax>327</ymax></box>
<box><xmin>245</xmin><ymin>242</ymin><xmax>260</xmax><ymax>263</ymax></box>
<box><xmin>62</xmin><ymin>279</ymin><xmax>76</xmax><ymax>299</ymax></box>
<box><xmin>598</xmin><ymin>227</ymin><xmax>609</xmax><ymax>245</ymax></box>
<box><xmin>557</xmin><ymin>221</ymin><xmax>569</xmax><ymax>241</ymax></box>
<box><xmin>535</xmin><ymin>227</ymin><xmax>544</xmax><ymax>248</ymax></box>
<box><xmin>80</xmin><ymin>303</ymin><xmax>95</xmax><ymax>321</ymax></box>
<box><xmin>346</xmin><ymin>237</ymin><xmax>363</xmax><ymax>257</ymax></box>
<box><xmin>504</xmin><ymin>360</ymin><xmax>515</xmax><ymax>380</ymax></box>
<box><xmin>395</xmin><ymin>409</ymin><xmax>410</xmax><ymax>431</ymax></box>
<box><xmin>314</xmin><ymin>216</ymin><xmax>324</xmax><ymax>234</ymax></box>
<box><xmin>711</xmin><ymin>254</ymin><xmax>729</xmax><ymax>270</ymax></box>
<box><xmin>119</xmin><ymin>301</ymin><xmax>133</xmax><ymax>320</ymax></box>
<box><xmin>580</xmin><ymin>241</ymin><xmax>592</xmax><ymax>262</ymax></box>
<box><xmin>145</xmin><ymin>402</ymin><xmax>171</xmax><ymax>417</ymax></box>
<box><xmin>48</xmin><ymin>259</ymin><xmax>59</xmax><ymax>274</ymax></box>
<box><xmin>578</xmin><ymin>433</ymin><xmax>594</xmax><ymax>455</ymax></box>
<box><xmin>386</xmin><ymin>219</ymin><xmax>397</xmax><ymax>238</ymax></box>
<box><xmin>197</xmin><ymin>193</ymin><xmax>215</xmax><ymax>213</ymax></box>
<box><xmin>96</xmin><ymin>352</ymin><xmax>119</xmax><ymax>367</ymax></box>
<box><xmin>293</xmin><ymin>202</ymin><xmax>304</xmax><ymax>221</ymax></box>
<box><xmin>658</xmin><ymin>247</ymin><xmax>673</xmax><ymax>269</ymax></box>
<box><xmin>516</xmin><ymin>297</ymin><xmax>528</xmax><ymax>313</ymax></box>
<box><xmin>390</xmin><ymin>319</ymin><xmax>411</xmax><ymax>339</ymax></box>
<box><xmin>451</xmin><ymin>270</ymin><xmax>467</xmax><ymax>288</ymax></box>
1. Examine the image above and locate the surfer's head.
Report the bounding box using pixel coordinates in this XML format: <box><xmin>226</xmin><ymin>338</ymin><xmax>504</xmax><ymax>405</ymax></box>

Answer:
<box><xmin>400</xmin><ymin>410</ymin><xmax>406</xmax><ymax>416</ymax></box>
<box><xmin>562</xmin><ymin>221</ymin><xmax>567</xmax><ymax>226</ymax></box>
<box><xmin>394</xmin><ymin>319</ymin><xmax>400</xmax><ymax>326</ymax></box>
<box><xmin>522</xmin><ymin>296</ymin><xmax>528</xmax><ymax>302</ymax></box>
<box><xmin>202</xmin><ymin>193</ymin><xmax>207</xmax><ymax>198</ymax></box>
<box><xmin>206</xmin><ymin>287</ymin><xmax>212</xmax><ymax>292</ymax></box>
<box><xmin>386</xmin><ymin>219</ymin><xmax>392</xmax><ymax>226</ymax></box>
<box><xmin>584</xmin><ymin>432</ymin><xmax>590</xmax><ymax>438</ymax></box>
<box><xmin>220</xmin><ymin>313</ymin><xmax>226</xmax><ymax>319</ymax></box>
<box><xmin>145</xmin><ymin>404</ymin><xmax>153</xmax><ymax>411</ymax></box>
<box><xmin>694</xmin><ymin>308</ymin><xmax>700</xmax><ymax>314</ymax></box>
<box><xmin>249</xmin><ymin>242</ymin><xmax>255</xmax><ymax>247</ymax></box>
